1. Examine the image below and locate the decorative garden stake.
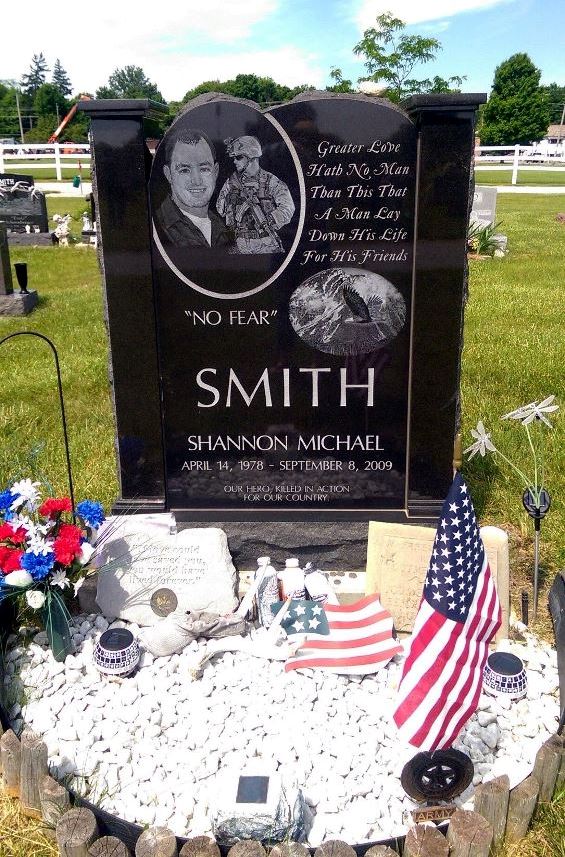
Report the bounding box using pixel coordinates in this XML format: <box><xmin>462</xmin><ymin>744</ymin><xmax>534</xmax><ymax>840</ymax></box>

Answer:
<box><xmin>465</xmin><ymin>396</ymin><xmax>559</xmax><ymax>620</ymax></box>
<box><xmin>0</xmin><ymin>332</ymin><xmax>76</xmax><ymax>512</ymax></box>
<box><xmin>0</xmin><ymin>331</ymin><xmax>107</xmax><ymax>660</ymax></box>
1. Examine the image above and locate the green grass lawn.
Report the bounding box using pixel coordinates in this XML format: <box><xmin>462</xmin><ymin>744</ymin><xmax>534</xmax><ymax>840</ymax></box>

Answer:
<box><xmin>5</xmin><ymin>158</ymin><xmax>91</xmax><ymax>182</ymax></box>
<box><xmin>0</xmin><ymin>196</ymin><xmax>116</xmax><ymax>510</ymax></box>
<box><xmin>475</xmin><ymin>169</ymin><xmax>565</xmax><ymax>186</ymax></box>
<box><xmin>11</xmin><ymin>166</ymin><xmax>92</xmax><ymax>181</ymax></box>
<box><xmin>462</xmin><ymin>194</ymin><xmax>565</xmax><ymax>609</ymax></box>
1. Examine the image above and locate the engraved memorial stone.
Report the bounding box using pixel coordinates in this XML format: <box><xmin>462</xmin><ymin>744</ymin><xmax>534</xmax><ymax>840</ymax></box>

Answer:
<box><xmin>95</xmin><ymin>525</ymin><xmax>238</xmax><ymax>625</ymax></box>
<box><xmin>365</xmin><ymin>521</ymin><xmax>510</xmax><ymax>638</ymax></box>
<box><xmin>81</xmin><ymin>91</ymin><xmax>485</xmax><ymax>534</ymax></box>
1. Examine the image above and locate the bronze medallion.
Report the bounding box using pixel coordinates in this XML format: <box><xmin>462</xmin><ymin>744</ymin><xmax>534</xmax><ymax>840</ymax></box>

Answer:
<box><xmin>150</xmin><ymin>588</ymin><xmax>178</xmax><ymax>617</ymax></box>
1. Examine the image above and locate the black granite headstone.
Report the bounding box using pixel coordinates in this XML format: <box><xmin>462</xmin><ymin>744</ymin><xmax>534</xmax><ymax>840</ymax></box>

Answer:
<box><xmin>81</xmin><ymin>92</ymin><xmax>485</xmax><ymax>526</ymax></box>
<box><xmin>0</xmin><ymin>173</ymin><xmax>49</xmax><ymax>233</ymax></box>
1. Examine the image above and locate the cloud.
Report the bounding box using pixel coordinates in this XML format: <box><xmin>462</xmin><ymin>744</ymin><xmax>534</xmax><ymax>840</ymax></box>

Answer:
<box><xmin>355</xmin><ymin>0</ymin><xmax>516</xmax><ymax>28</ymax></box>
<box><xmin>419</xmin><ymin>20</ymin><xmax>451</xmax><ymax>33</ymax></box>
<box><xmin>160</xmin><ymin>48</ymin><xmax>325</xmax><ymax>100</ymax></box>
<box><xmin>0</xmin><ymin>0</ymin><xmax>282</xmax><ymax>97</ymax></box>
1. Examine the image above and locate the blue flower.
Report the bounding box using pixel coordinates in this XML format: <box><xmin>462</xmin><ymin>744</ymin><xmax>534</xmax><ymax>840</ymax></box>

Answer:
<box><xmin>0</xmin><ymin>490</ymin><xmax>13</xmax><ymax>516</ymax></box>
<box><xmin>21</xmin><ymin>550</ymin><xmax>55</xmax><ymax>581</ymax></box>
<box><xmin>76</xmin><ymin>500</ymin><xmax>105</xmax><ymax>528</ymax></box>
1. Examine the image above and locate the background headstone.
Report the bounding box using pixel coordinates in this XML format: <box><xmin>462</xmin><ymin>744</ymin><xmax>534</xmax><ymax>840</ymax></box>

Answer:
<box><xmin>365</xmin><ymin>521</ymin><xmax>509</xmax><ymax>638</ymax></box>
<box><xmin>95</xmin><ymin>522</ymin><xmax>238</xmax><ymax>624</ymax></box>
<box><xmin>0</xmin><ymin>173</ymin><xmax>48</xmax><ymax>233</ymax></box>
<box><xmin>471</xmin><ymin>186</ymin><xmax>497</xmax><ymax>226</ymax></box>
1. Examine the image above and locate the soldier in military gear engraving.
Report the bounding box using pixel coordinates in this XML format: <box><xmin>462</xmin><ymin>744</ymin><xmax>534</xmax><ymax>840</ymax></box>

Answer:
<box><xmin>216</xmin><ymin>135</ymin><xmax>295</xmax><ymax>254</ymax></box>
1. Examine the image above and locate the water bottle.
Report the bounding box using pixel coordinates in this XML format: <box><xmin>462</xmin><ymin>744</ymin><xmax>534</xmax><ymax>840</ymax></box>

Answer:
<box><xmin>256</xmin><ymin>556</ymin><xmax>279</xmax><ymax>627</ymax></box>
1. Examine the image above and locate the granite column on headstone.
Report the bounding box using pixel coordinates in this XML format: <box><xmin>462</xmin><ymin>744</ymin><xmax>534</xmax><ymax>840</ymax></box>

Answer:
<box><xmin>403</xmin><ymin>94</ymin><xmax>486</xmax><ymax>517</ymax></box>
<box><xmin>0</xmin><ymin>225</ymin><xmax>13</xmax><ymax>295</ymax></box>
<box><xmin>79</xmin><ymin>99</ymin><xmax>168</xmax><ymax>513</ymax></box>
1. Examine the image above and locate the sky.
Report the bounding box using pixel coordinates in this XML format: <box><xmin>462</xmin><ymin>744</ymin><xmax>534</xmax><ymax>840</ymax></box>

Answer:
<box><xmin>0</xmin><ymin>0</ymin><xmax>563</xmax><ymax>103</ymax></box>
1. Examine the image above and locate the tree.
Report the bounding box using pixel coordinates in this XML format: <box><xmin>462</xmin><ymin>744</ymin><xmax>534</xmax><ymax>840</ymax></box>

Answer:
<box><xmin>96</xmin><ymin>65</ymin><xmax>165</xmax><ymax>102</ymax></box>
<box><xmin>423</xmin><ymin>74</ymin><xmax>465</xmax><ymax>94</ymax></box>
<box><xmin>20</xmin><ymin>52</ymin><xmax>49</xmax><ymax>99</ymax></box>
<box><xmin>480</xmin><ymin>53</ymin><xmax>551</xmax><ymax>145</ymax></box>
<box><xmin>52</xmin><ymin>59</ymin><xmax>72</xmax><ymax>98</ymax></box>
<box><xmin>34</xmin><ymin>83</ymin><xmax>68</xmax><ymax>118</ymax></box>
<box><xmin>326</xmin><ymin>68</ymin><xmax>355</xmax><ymax>93</ymax></box>
<box><xmin>181</xmin><ymin>74</ymin><xmax>308</xmax><ymax>107</ymax></box>
<box><xmin>541</xmin><ymin>82</ymin><xmax>565</xmax><ymax>124</ymax></box>
<box><xmin>353</xmin><ymin>12</ymin><xmax>463</xmax><ymax>102</ymax></box>
<box><xmin>0</xmin><ymin>82</ymin><xmax>22</xmax><ymax>138</ymax></box>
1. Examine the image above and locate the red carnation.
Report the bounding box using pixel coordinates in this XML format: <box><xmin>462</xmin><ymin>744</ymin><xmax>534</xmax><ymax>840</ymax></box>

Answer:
<box><xmin>0</xmin><ymin>524</ymin><xmax>27</xmax><ymax>545</ymax></box>
<box><xmin>0</xmin><ymin>546</ymin><xmax>23</xmax><ymax>574</ymax></box>
<box><xmin>39</xmin><ymin>497</ymin><xmax>73</xmax><ymax>518</ymax></box>
<box><xmin>53</xmin><ymin>523</ymin><xmax>82</xmax><ymax>565</ymax></box>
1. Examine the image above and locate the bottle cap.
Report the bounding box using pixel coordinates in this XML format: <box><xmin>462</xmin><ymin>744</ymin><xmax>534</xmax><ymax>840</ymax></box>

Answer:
<box><xmin>285</xmin><ymin>557</ymin><xmax>300</xmax><ymax>567</ymax></box>
<box><xmin>257</xmin><ymin>556</ymin><xmax>271</xmax><ymax>565</ymax></box>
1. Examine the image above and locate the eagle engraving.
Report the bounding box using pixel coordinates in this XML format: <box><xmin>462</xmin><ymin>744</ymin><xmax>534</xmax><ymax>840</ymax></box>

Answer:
<box><xmin>342</xmin><ymin>282</ymin><xmax>373</xmax><ymax>322</ymax></box>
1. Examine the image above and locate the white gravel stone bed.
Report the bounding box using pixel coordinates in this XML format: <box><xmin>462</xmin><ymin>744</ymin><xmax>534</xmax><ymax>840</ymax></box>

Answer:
<box><xmin>3</xmin><ymin>615</ymin><xmax>560</xmax><ymax>846</ymax></box>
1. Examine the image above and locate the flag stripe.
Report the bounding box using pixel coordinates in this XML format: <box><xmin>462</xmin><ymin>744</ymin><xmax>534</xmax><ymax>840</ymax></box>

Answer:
<box><xmin>284</xmin><ymin>593</ymin><xmax>401</xmax><ymax>675</ymax></box>
<box><xmin>393</xmin><ymin>474</ymin><xmax>502</xmax><ymax>751</ymax></box>
<box><xmin>286</xmin><ymin>646</ymin><xmax>401</xmax><ymax>673</ymax></box>
<box><xmin>404</xmin><ymin>564</ymin><xmax>493</xmax><ymax>748</ymax></box>
<box><xmin>324</xmin><ymin>594</ymin><xmax>382</xmax><ymax>613</ymax></box>
<box><xmin>327</xmin><ymin>611</ymin><xmax>391</xmax><ymax>630</ymax></box>
<box><xmin>396</xmin><ymin>560</ymin><xmax>491</xmax><ymax>729</ymax></box>
<box><xmin>435</xmin><ymin>578</ymin><xmax>501</xmax><ymax>748</ymax></box>
<box><xmin>299</xmin><ymin>630</ymin><xmax>401</xmax><ymax>651</ymax></box>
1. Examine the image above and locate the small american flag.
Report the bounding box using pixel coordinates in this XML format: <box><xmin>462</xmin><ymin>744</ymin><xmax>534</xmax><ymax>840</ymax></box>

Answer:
<box><xmin>272</xmin><ymin>599</ymin><xmax>330</xmax><ymax>638</ymax></box>
<box><xmin>284</xmin><ymin>594</ymin><xmax>402</xmax><ymax>675</ymax></box>
<box><xmin>393</xmin><ymin>473</ymin><xmax>501</xmax><ymax>750</ymax></box>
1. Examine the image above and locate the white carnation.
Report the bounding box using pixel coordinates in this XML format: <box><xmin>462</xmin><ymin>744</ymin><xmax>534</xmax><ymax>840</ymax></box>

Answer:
<box><xmin>5</xmin><ymin>569</ymin><xmax>34</xmax><ymax>587</ymax></box>
<box><xmin>25</xmin><ymin>590</ymin><xmax>46</xmax><ymax>609</ymax></box>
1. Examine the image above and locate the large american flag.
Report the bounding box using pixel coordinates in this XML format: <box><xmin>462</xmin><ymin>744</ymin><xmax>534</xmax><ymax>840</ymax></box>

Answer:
<box><xmin>393</xmin><ymin>473</ymin><xmax>501</xmax><ymax>750</ymax></box>
<box><xmin>284</xmin><ymin>594</ymin><xmax>402</xmax><ymax>675</ymax></box>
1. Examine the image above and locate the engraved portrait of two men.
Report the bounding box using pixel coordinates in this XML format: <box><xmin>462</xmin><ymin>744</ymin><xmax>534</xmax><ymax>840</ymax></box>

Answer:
<box><xmin>154</xmin><ymin>128</ymin><xmax>296</xmax><ymax>256</ymax></box>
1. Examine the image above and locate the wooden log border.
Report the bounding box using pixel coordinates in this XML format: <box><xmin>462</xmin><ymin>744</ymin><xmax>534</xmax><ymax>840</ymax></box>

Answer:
<box><xmin>0</xmin><ymin>720</ymin><xmax>563</xmax><ymax>857</ymax></box>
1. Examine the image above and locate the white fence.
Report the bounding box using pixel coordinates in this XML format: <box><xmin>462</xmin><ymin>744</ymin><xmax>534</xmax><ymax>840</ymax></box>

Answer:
<box><xmin>2</xmin><ymin>141</ymin><xmax>564</xmax><ymax>187</ymax></box>
<box><xmin>475</xmin><ymin>144</ymin><xmax>565</xmax><ymax>185</ymax></box>
<box><xmin>0</xmin><ymin>142</ymin><xmax>91</xmax><ymax>180</ymax></box>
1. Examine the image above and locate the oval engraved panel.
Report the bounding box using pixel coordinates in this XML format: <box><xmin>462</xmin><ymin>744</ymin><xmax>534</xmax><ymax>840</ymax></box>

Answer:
<box><xmin>150</xmin><ymin>97</ymin><xmax>305</xmax><ymax>299</ymax></box>
<box><xmin>289</xmin><ymin>266</ymin><xmax>406</xmax><ymax>356</ymax></box>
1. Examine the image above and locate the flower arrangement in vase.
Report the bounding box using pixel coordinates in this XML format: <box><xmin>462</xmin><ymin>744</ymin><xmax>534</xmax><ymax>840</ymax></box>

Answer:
<box><xmin>0</xmin><ymin>479</ymin><xmax>105</xmax><ymax>660</ymax></box>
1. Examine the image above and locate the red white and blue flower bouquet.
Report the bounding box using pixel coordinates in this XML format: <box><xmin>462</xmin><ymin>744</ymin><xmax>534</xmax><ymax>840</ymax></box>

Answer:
<box><xmin>0</xmin><ymin>479</ymin><xmax>106</xmax><ymax>661</ymax></box>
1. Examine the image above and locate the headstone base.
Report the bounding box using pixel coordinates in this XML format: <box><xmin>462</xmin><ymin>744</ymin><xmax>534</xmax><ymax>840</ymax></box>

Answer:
<box><xmin>177</xmin><ymin>521</ymin><xmax>371</xmax><ymax>571</ymax></box>
<box><xmin>0</xmin><ymin>290</ymin><xmax>38</xmax><ymax>316</ymax></box>
<box><xmin>81</xmin><ymin>229</ymin><xmax>97</xmax><ymax>245</ymax></box>
<box><xmin>7</xmin><ymin>233</ymin><xmax>53</xmax><ymax>246</ymax></box>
